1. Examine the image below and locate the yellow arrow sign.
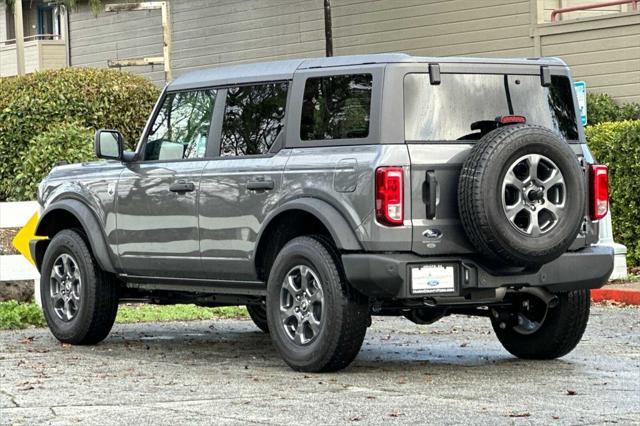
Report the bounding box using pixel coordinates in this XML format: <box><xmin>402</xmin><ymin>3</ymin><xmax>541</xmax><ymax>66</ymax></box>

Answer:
<box><xmin>12</xmin><ymin>212</ymin><xmax>46</xmax><ymax>266</ymax></box>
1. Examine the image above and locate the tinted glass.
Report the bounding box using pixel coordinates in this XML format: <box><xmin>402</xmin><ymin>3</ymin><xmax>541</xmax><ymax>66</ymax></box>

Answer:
<box><xmin>404</xmin><ymin>74</ymin><xmax>578</xmax><ymax>141</ymax></box>
<box><xmin>301</xmin><ymin>74</ymin><xmax>372</xmax><ymax>140</ymax></box>
<box><xmin>220</xmin><ymin>82</ymin><xmax>288</xmax><ymax>156</ymax></box>
<box><xmin>145</xmin><ymin>89</ymin><xmax>216</xmax><ymax>161</ymax></box>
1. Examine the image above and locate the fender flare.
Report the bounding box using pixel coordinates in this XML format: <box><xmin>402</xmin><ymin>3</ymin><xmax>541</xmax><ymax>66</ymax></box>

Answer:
<box><xmin>257</xmin><ymin>198</ymin><xmax>363</xmax><ymax>252</ymax></box>
<box><xmin>36</xmin><ymin>199</ymin><xmax>117</xmax><ymax>273</ymax></box>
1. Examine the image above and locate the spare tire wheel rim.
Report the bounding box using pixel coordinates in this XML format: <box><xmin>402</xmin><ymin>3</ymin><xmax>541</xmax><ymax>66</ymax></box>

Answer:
<box><xmin>279</xmin><ymin>265</ymin><xmax>324</xmax><ymax>345</ymax></box>
<box><xmin>501</xmin><ymin>153</ymin><xmax>566</xmax><ymax>236</ymax></box>
<box><xmin>49</xmin><ymin>253</ymin><xmax>82</xmax><ymax>321</ymax></box>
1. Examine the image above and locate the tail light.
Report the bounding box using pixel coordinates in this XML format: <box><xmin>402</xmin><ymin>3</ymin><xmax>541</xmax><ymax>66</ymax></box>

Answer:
<box><xmin>498</xmin><ymin>115</ymin><xmax>526</xmax><ymax>125</ymax></box>
<box><xmin>375</xmin><ymin>167</ymin><xmax>404</xmax><ymax>226</ymax></box>
<box><xmin>590</xmin><ymin>165</ymin><xmax>608</xmax><ymax>220</ymax></box>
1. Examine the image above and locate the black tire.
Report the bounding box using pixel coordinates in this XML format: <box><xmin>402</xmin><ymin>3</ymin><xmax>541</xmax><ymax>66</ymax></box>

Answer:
<box><xmin>246</xmin><ymin>303</ymin><xmax>269</xmax><ymax>333</ymax></box>
<box><xmin>40</xmin><ymin>229</ymin><xmax>119</xmax><ymax>345</ymax></box>
<box><xmin>266</xmin><ymin>236</ymin><xmax>369</xmax><ymax>372</ymax></box>
<box><xmin>458</xmin><ymin>124</ymin><xmax>586</xmax><ymax>267</ymax></box>
<box><xmin>492</xmin><ymin>289</ymin><xmax>590</xmax><ymax>359</ymax></box>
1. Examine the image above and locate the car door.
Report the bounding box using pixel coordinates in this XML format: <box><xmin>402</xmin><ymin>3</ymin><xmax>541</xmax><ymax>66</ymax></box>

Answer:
<box><xmin>198</xmin><ymin>82</ymin><xmax>290</xmax><ymax>281</ymax></box>
<box><xmin>116</xmin><ymin>88</ymin><xmax>219</xmax><ymax>278</ymax></box>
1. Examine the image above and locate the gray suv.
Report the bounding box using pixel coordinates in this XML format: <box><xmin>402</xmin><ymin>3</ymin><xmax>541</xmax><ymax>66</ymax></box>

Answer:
<box><xmin>32</xmin><ymin>54</ymin><xmax>613</xmax><ymax>372</ymax></box>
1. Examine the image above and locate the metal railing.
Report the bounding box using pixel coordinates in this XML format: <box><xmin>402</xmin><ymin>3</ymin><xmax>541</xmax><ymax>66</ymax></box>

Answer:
<box><xmin>0</xmin><ymin>34</ymin><xmax>63</xmax><ymax>47</ymax></box>
<box><xmin>551</xmin><ymin>0</ymin><xmax>638</xmax><ymax>22</ymax></box>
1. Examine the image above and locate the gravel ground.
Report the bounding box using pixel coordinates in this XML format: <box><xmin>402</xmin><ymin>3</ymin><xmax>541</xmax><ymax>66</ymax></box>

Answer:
<box><xmin>0</xmin><ymin>305</ymin><xmax>638</xmax><ymax>425</ymax></box>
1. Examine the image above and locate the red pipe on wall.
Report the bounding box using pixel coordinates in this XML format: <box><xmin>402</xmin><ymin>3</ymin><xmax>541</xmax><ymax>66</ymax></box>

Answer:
<box><xmin>551</xmin><ymin>0</ymin><xmax>638</xmax><ymax>22</ymax></box>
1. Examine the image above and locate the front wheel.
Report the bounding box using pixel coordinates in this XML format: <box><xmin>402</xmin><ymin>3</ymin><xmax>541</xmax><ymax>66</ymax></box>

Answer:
<box><xmin>40</xmin><ymin>229</ymin><xmax>119</xmax><ymax>345</ymax></box>
<box><xmin>266</xmin><ymin>236</ymin><xmax>369</xmax><ymax>372</ymax></box>
<box><xmin>491</xmin><ymin>289</ymin><xmax>590</xmax><ymax>359</ymax></box>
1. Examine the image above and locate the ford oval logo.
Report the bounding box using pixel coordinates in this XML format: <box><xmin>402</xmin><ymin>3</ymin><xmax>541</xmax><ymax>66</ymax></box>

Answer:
<box><xmin>422</xmin><ymin>228</ymin><xmax>442</xmax><ymax>239</ymax></box>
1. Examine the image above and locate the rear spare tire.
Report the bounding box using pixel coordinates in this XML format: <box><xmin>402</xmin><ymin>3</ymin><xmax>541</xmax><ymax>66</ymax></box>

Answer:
<box><xmin>458</xmin><ymin>125</ymin><xmax>585</xmax><ymax>267</ymax></box>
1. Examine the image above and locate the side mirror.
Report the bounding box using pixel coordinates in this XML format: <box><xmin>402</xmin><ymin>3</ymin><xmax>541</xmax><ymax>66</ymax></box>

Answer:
<box><xmin>94</xmin><ymin>129</ymin><xmax>124</xmax><ymax>160</ymax></box>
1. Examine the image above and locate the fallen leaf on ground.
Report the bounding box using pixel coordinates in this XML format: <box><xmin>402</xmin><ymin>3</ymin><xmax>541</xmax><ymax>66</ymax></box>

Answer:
<box><xmin>508</xmin><ymin>412</ymin><xmax>531</xmax><ymax>418</ymax></box>
<box><xmin>566</xmin><ymin>389</ymin><xmax>577</xmax><ymax>395</ymax></box>
<box><xmin>389</xmin><ymin>411</ymin><xmax>404</xmax><ymax>417</ymax></box>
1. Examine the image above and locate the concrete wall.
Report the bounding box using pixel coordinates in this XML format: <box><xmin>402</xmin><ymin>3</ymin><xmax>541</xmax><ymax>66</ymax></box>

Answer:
<box><xmin>66</xmin><ymin>0</ymin><xmax>639</xmax><ymax>104</ymax></box>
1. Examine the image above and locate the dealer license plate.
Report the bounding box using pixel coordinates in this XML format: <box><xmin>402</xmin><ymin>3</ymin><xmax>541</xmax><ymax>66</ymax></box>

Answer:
<box><xmin>411</xmin><ymin>265</ymin><xmax>455</xmax><ymax>294</ymax></box>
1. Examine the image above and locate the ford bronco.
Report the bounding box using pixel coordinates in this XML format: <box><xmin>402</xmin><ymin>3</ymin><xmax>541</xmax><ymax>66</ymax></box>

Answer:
<box><xmin>32</xmin><ymin>54</ymin><xmax>613</xmax><ymax>372</ymax></box>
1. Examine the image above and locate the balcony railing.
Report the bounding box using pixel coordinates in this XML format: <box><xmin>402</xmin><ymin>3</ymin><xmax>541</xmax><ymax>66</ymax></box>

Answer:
<box><xmin>0</xmin><ymin>35</ymin><xmax>66</xmax><ymax>77</ymax></box>
<box><xmin>551</xmin><ymin>0</ymin><xmax>638</xmax><ymax>22</ymax></box>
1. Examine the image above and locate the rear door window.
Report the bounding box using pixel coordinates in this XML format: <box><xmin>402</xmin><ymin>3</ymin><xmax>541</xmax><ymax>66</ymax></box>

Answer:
<box><xmin>220</xmin><ymin>82</ymin><xmax>288</xmax><ymax>157</ymax></box>
<box><xmin>404</xmin><ymin>73</ymin><xmax>578</xmax><ymax>141</ymax></box>
<box><xmin>300</xmin><ymin>74</ymin><xmax>373</xmax><ymax>140</ymax></box>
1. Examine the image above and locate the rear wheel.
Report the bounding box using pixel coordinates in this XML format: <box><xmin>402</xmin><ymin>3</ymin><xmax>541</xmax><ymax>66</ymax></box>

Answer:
<box><xmin>246</xmin><ymin>303</ymin><xmax>269</xmax><ymax>333</ymax></box>
<box><xmin>491</xmin><ymin>289</ymin><xmax>590</xmax><ymax>359</ymax></box>
<box><xmin>41</xmin><ymin>229</ymin><xmax>119</xmax><ymax>345</ymax></box>
<box><xmin>266</xmin><ymin>236</ymin><xmax>369</xmax><ymax>372</ymax></box>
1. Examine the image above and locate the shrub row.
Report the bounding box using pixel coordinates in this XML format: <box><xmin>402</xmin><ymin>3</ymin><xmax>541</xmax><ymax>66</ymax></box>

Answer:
<box><xmin>587</xmin><ymin>93</ymin><xmax>640</xmax><ymax>126</ymax></box>
<box><xmin>586</xmin><ymin>120</ymin><xmax>640</xmax><ymax>267</ymax></box>
<box><xmin>0</xmin><ymin>68</ymin><xmax>159</xmax><ymax>201</ymax></box>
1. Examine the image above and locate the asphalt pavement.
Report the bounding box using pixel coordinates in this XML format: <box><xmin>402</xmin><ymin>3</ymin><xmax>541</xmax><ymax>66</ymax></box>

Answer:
<box><xmin>1</xmin><ymin>305</ymin><xmax>638</xmax><ymax>425</ymax></box>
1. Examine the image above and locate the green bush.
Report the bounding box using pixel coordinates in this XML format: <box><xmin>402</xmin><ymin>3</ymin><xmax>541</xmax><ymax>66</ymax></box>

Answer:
<box><xmin>0</xmin><ymin>300</ymin><xmax>45</xmax><ymax>329</ymax></box>
<box><xmin>587</xmin><ymin>93</ymin><xmax>640</xmax><ymax>126</ymax></box>
<box><xmin>586</xmin><ymin>120</ymin><xmax>640</xmax><ymax>267</ymax></box>
<box><xmin>0</xmin><ymin>67</ymin><xmax>159</xmax><ymax>201</ymax></box>
<box><xmin>12</xmin><ymin>122</ymin><xmax>96</xmax><ymax>200</ymax></box>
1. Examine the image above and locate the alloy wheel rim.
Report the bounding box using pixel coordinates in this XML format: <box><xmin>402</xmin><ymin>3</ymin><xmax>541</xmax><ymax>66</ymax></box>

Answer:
<box><xmin>49</xmin><ymin>253</ymin><xmax>82</xmax><ymax>321</ymax></box>
<box><xmin>279</xmin><ymin>265</ymin><xmax>324</xmax><ymax>345</ymax></box>
<box><xmin>501</xmin><ymin>153</ymin><xmax>566</xmax><ymax>236</ymax></box>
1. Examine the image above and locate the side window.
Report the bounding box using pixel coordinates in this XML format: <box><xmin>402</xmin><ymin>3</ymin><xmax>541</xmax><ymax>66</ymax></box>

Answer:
<box><xmin>220</xmin><ymin>82</ymin><xmax>288</xmax><ymax>157</ymax></box>
<box><xmin>300</xmin><ymin>74</ymin><xmax>372</xmax><ymax>141</ymax></box>
<box><xmin>144</xmin><ymin>89</ymin><xmax>216</xmax><ymax>161</ymax></box>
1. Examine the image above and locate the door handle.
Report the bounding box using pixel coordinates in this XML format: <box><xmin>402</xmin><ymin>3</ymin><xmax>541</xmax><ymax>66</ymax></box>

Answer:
<box><xmin>169</xmin><ymin>180</ymin><xmax>196</xmax><ymax>193</ymax></box>
<box><xmin>246</xmin><ymin>177</ymin><xmax>275</xmax><ymax>191</ymax></box>
<box><xmin>425</xmin><ymin>171</ymin><xmax>437</xmax><ymax>219</ymax></box>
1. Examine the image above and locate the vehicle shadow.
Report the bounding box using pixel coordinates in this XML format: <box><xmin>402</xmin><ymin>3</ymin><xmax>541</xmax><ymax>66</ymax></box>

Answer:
<box><xmin>92</xmin><ymin>320</ymin><xmax>579</xmax><ymax>376</ymax></box>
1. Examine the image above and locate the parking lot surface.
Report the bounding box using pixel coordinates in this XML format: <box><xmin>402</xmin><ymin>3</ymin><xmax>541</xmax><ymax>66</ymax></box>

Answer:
<box><xmin>1</xmin><ymin>305</ymin><xmax>638</xmax><ymax>425</ymax></box>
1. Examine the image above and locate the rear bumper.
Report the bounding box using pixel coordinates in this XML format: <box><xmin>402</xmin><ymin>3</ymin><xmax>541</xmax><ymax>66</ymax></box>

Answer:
<box><xmin>342</xmin><ymin>245</ymin><xmax>614</xmax><ymax>300</ymax></box>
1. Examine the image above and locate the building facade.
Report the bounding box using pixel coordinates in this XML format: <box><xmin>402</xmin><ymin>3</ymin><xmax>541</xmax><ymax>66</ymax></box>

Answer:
<box><xmin>1</xmin><ymin>0</ymin><xmax>639</xmax><ymax>103</ymax></box>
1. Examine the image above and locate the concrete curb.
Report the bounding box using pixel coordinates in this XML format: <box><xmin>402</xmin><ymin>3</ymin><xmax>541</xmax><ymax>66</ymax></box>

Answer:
<box><xmin>592</xmin><ymin>288</ymin><xmax>640</xmax><ymax>305</ymax></box>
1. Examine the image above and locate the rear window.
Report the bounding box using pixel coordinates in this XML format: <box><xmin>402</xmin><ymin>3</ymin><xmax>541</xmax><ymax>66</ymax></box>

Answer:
<box><xmin>404</xmin><ymin>73</ymin><xmax>579</xmax><ymax>141</ymax></box>
<box><xmin>300</xmin><ymin>74</ymin><xmax>372</xmax><ymax>141</ymax></box>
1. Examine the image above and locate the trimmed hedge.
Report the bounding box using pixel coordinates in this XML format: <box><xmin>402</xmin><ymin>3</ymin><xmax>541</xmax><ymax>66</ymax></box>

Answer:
<box><xmin>0</xmin><ymin>68</ymin><xmax>159</xmax><ymax>201</ymax></box>
<box><xmin>14</xmin><ymin>122</ymin><xmax>95</xmax><ymax>201</ymax></box>
<box><xmin>586</xmin><ymin>120</ymin><xmax>640</xmax><ymax>267</ymax></box>
<box><xmin>587</xmin><ymin>93</ymin><xmax>640</xmax><ymax>126</ymax></box>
